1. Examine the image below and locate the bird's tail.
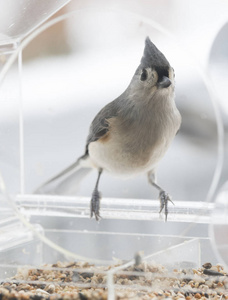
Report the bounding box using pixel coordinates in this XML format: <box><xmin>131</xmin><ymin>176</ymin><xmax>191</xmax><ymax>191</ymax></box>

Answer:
<box><xmin>34</xmin><ymin>155</ymin><xmax>92</xmax><ymax>195</ymax></box>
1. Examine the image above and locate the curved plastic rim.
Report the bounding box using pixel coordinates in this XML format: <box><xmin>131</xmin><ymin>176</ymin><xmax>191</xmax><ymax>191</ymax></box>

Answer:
<box><xmin>0</xmin><ymin>8</ymin><xmax>224</xmax><ymax>265</ymax></box>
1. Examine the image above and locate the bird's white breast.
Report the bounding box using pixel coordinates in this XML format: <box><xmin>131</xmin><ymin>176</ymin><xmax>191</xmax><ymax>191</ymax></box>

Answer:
<box><xmin>89</xmin><ymin>113</ymin><xmax>180</xmax><ymax>177</ymax></box>
<box><xmin>88</xmin><ymin>89</ymin><xmax>181</xmax><ymax>177</ymax></box>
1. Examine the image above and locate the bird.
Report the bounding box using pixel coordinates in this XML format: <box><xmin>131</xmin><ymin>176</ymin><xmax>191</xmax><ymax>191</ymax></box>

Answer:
<box><xmin>35</xmin><ymin>37</ymin><xmax>182</xmax><ymax>221</ymax></box>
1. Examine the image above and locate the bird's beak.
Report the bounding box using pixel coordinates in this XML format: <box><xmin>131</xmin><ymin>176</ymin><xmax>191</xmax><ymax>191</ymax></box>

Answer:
<box><xmin>157</xmin><ymin>76</ymin><xmax>171</xmax><ymax>89</ymax></box>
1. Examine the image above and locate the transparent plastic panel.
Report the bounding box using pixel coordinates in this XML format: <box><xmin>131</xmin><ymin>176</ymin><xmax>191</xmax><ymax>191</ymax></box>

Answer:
<box><xmin>208</xmin><ymin>21</ymin><xmax>228</xmax><ymax>271</ymax></box>
<box><xmin>144</xmin><ymin>238</ymin><xmax>201</xmax><ymax>268</ymax></box>
<box><xmin>0</xmin><ymin>55</ymin><xmax>21</xmax><ymax>194</ymax></box>
<box><xmin>0</xmin><ymin>1</ymin><xmax>228</xmax><ymax>299</ymax></box>
<box><xmin>209</xmin><ymin>22</ymin><xmax>228</xmax><ymax>118</ymax></box>
<box><xmin>210</xmin><ymin>183</ymin><xmax>228</xmax><ymax>270</ymax></box>
<box><xmin>0</xmin><ymin>4</ymin><xmax>224</xmax><ymax>263</ymax></box>
<box><xmin>15</xmin><ymin>195</ymin><xmax>217</xmax><ymax>264</ymax></box>
<box><xmin>0</xmin><ymin>0</ymin><xmax>71</xmax><ymax>45</ymax></box>
<box><xmin>0</xmin><ymin>223</ymin><xmax>43</xmax><ymax>265</ymax></box>
<box><xmin>16</xmin><ymin>9</ymin><xmax>222</xmax><ymax>205</ymax></box>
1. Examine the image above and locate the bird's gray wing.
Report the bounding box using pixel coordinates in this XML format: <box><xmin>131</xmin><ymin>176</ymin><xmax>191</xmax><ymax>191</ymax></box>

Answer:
<box><xmin>85</xmin><ymin>98</ymin><xmax>121</xmax><ymax>153</ymax></box>
<box><xmin>35</xmin><ymin>98</ymin><xmax>123</xmax><ymax>195</ymax></box>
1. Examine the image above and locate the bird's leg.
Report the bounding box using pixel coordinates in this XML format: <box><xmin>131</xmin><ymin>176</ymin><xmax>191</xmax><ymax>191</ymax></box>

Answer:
<box><xmin>90</xmin><ymin>168</ymin><xmax>103</xmax><ymax>221</ymax></box>
<box><xmin>148</xmin><ymin>171</ymin><xmax>174</xmax><ymax>221</ymax></box>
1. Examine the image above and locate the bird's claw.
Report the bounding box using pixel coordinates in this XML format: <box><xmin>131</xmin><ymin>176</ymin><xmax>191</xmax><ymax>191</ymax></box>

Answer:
<box><xmin>90</xmin><ymin>189</ymin><xmax>101</xmax><ymax>221</ymax></box>
<box><xmin>159</xmin><ymin>190</ymin><xmax>174</xmax><ymax>221</ymax></box>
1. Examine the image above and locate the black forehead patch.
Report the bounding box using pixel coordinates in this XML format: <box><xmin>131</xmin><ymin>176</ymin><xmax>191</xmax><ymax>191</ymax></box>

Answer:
<box><xmin>140</xmin><ymin>37</ymin><xmax>170</xmax><ymax>71</ymax></box>
<box><xmin>156</xmin><ymin>67</ymin><xmax>169</xmax><ymax>81</ymax></box>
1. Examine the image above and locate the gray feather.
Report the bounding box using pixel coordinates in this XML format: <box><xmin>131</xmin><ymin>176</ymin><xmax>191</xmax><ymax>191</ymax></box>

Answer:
<box><xmin>35</xmin><ymin>155</ymin><xmax>91</xmax><ymax>195</ymax></box>
<box><xmin>141</xmin><ymin>37</ymin><xmax>170</xmax><ymax>70</ymax></box>
<box><xmin>86</xmin><ymin>98</ymin><xmax>122</xmax><ymax>149</ymax></box>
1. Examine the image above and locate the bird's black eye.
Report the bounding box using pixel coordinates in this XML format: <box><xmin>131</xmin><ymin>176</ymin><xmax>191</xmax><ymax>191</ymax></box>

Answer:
<box><xmin>140</xmin><ymin>68</ymin><xmax>148</xmax><ymax>81</ymax></box>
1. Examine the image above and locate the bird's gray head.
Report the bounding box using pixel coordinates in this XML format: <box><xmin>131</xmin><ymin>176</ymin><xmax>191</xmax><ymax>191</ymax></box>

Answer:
<box><xmin>130</xmin><ymin>37</ymin><xmax>175</xmax><ymax>98</ymax></box>
<box><xmin>141</xmin><ymin>37</ymin><xmax>169</xmax><ymax>73</ymax></box>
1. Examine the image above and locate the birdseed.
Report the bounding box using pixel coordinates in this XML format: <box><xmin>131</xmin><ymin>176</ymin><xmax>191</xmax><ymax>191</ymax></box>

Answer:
<box><xmin>0</xmin><ymin>261</ymin><xmax>228</xmax><ymax>299</ymax></box>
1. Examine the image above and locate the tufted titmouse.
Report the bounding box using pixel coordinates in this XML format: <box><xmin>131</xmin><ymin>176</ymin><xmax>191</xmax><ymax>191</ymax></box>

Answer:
<box><xmin>36</xmin><ymin>37</ymin><xmax>181</xmax><ymax>220</ymax></box>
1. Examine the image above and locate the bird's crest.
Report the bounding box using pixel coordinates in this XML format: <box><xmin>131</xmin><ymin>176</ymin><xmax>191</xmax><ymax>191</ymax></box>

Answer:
<box><xmin>141</xmin><ymin>37</ymin><xmax>170</xmax><ymax>71</ymax></box>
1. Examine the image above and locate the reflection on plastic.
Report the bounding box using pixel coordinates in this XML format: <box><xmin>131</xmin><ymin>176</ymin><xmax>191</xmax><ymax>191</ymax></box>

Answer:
<box><xmin>0</xmin><ymin>0</ymin><xmax>71</xmax><ymax>45</ymax></box>
<box><xmin>210</xmin><ymin>182</ymin><xmax>228</xmax><ymax>270</ymax></box>
<box><xmin>0</xmin><ymin>6</ymin><xmax>226</xmax><ymax>293</ymax></box>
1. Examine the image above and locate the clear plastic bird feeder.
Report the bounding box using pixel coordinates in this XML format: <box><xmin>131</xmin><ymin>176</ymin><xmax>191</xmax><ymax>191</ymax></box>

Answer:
<box><xmin>0</xmin><ymin>1</ymin><xmax>228</xmax><ymax>299</ymax></box>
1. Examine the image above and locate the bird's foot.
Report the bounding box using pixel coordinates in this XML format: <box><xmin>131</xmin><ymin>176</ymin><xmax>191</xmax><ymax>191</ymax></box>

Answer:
<box><xmin>159</xmin><ymin>190</ymin><xmax>174</xmax><ymax>221</ymax></box>
<box><xmin>90</xmin><ymin>189</ymin><xmax>101</xmax><ymax>221</ymax></box>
